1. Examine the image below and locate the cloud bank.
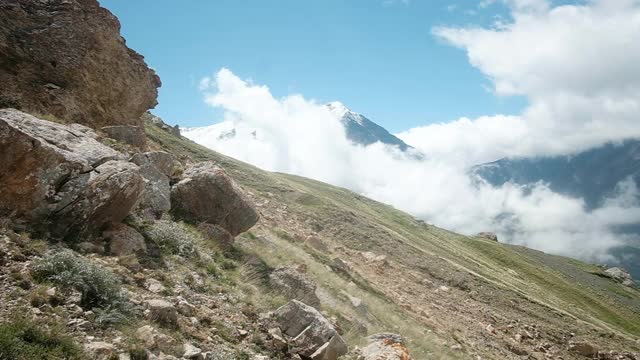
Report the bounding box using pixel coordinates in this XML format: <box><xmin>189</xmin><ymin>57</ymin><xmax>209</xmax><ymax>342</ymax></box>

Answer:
<box><xmin>185</xmin><ymin>0</ymin><xmax>640</xmax><ymax>264</ymax></box>
<box><xmin>401</xmin><ymin>0</ymin><xmax>640</xmax><ymax>164</ymax></box>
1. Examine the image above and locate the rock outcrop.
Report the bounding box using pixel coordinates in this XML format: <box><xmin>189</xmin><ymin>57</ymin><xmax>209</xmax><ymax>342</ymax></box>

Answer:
<box><xmin>476</xmin><ymin>232</ymin><xmax>499</xmax><ymax>241</ymax></box>
<box><xmin>605</xmin><ymin>267</ymin><xmax>635</xmax><ymax>287</ymax></box>
<box><xmin>143</xmin><ymin>112</ymin><xmax>181</xmax><ymax>137</ymax></box>
<box><xmin>0</xmin><ymin>109</ymin><xmax>145</xmax><ymax>240</ymax></box>
<box><xmin>274</xmin><ymin>300</ymin><xmax>348</xmax><ymax>359</ymax></box>
<box><xmin>129</xmin><ymin>151</ymin><xmax>182</xmax><ymax>219</ymax></box>
<box><xmin>359</xmin><ymin>333</ymin><xmax>413</xmax><ymax>360</ymax></box>
<box><xmin>102</xmin><ymin>222</ymin><xmax>147</xmax><ymax>256</ymax></box>
<box><xmin>101</xmin><ymin>125</ymin><xmax>147</xmax><ymax>148</ymax></box>
<box><xmin>130</xmin><ymin>151</ymin><xmax>182</xmax><ymax>182</ymax></box>
<box><xmin>0</xmin><ymin>0</ymin><xmax>160</xmax><ymax>129</ymax></box>
<box><xmin>170</xmin><ymin>162</ymin><xmax>259</xmax><ymax>236</ymax></box>
<box><xmin>269</xmin><ymin>266</ymin><xmax>321</xmax><ymax>308</ymax></box>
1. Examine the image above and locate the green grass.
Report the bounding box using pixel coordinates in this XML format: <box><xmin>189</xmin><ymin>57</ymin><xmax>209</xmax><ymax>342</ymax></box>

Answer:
<box><xmin>145</xmin><ymin>117</ymin><xmax>640</xmax><ymax>357</ymax></box>
<box><xmin>0</xmin><ymin>317</ymin><xmax>84</xmax><ymax>360</ymax></box>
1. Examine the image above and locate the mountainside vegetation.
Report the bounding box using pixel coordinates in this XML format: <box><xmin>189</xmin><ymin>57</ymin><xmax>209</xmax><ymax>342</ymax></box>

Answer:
<box><xmin>147</xmin><ymin>118</ymin><xmax>640</xmax><ymax>359</ymax></box>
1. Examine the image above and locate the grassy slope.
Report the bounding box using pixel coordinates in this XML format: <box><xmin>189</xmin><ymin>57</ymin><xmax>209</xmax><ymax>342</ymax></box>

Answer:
<box><xmin>147</xmin><ymin>123</ymin><xmax>640</xmax><ymax>357</ymax></box>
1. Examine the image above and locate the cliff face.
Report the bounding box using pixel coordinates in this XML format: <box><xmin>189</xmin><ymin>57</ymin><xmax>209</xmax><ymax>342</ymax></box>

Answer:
<box><xmin>0</xmin><ymin>0</ymin><xmax>161</xmax><ymax>128</ymax></box>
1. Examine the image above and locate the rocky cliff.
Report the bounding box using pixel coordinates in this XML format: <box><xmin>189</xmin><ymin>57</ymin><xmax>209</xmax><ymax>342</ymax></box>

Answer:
<box><xmin>0</xmin><ymin>0</ymin><xmax>160</xmax><ymax>128</ymax></box>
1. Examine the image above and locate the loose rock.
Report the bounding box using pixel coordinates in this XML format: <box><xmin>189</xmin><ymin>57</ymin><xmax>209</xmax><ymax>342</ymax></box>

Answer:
<box><xmin>269</xmin><ymin>267</ymin><xmax>321</xmax><ymax>308</ymax></box>
<box><xmin>273</xmin><ymin>300</ymin><xmax>348</xmax><ymax>359</ymax></box>
<box><xmin>146</xmin><ymin>299</ymin><xmax>178</xmax><ymax>327</ymax></box>
<box><xmin>84</xmin><ymin>341</ymin><xmax>115</xmax><ymax>360</ymax></box>
<box><xmin>102</xmin><ymin>222</ymin><xmax>146</xmax><ymax>256</ymax></box>
<box><xmin>359</xmin><ymin>333</ymin><xmax>412</xmax><ymax>360</ymax></box>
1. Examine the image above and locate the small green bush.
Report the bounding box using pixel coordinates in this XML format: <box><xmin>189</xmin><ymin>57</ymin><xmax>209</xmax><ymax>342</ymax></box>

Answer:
<box><xmin>0</xmin><ymin>317</ymin><xmax>84</xmax><ymax>360</ymax></box>
<box><xmin>144</xmin><ymin>220</ymin><xmax>198</xmax><ymax>258</ymax></box>
<box><xmin>32</xmin><ymin>250</ymin><xmax>137</xmax><ymax>325</ymax></box>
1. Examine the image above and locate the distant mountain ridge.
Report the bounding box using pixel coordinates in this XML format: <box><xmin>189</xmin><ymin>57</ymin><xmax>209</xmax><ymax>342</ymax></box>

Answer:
<box><xmin>473</xmin><ymin>139</ymin><xmax>640</xmax><ymax>278</ymax></box>
<box><xmin>473</xmin><ymin>139</ymin><xmax>640</xmax><ymax>209</ymax></box>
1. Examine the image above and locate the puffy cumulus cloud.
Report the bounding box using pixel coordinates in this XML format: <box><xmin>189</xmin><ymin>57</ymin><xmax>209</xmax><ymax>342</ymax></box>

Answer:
<box><xmin>186</xmin><ymin>68</ymin><xmax>640</xmax><ymax>264</ymax></box>
<box><xmin>413</xmin><ymin>0</ymin><xmax>640</xmax><ymax>158</ymax></box>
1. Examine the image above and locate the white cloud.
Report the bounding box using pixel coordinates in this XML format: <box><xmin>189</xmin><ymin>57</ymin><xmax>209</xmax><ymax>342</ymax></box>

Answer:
<box><xmin>399</xmin><ymin>0</ymin><xmax>640</xmax><ymax>160</ymax></box>
<box><xmin>185</xmin><ymin>68</ymin><xmax>640</xmax><ymax>264</ymax></box>
<box><xmin>183</xmin><ymin>0</ymin><xmax>640</xmax><ymax>271</ymax></box>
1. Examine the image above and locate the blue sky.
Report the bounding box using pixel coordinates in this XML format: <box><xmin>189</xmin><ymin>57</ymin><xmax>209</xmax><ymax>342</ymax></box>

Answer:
<box><xmin>100</xmin><ymin>0</ymin><xmax>526</xmax><ymax>132</ymax></box>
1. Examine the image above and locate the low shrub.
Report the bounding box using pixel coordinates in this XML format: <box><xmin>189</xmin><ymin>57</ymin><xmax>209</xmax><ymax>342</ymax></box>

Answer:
<box><xmin>0</xmin><ymin>317</ymin><xmax>84</xmax><ymax>360</ymax></box>
<box><xmin>143</xmin><ymin>220</ymin><xmax>198</xmax><ymax>258</ymax></box>
<box><xmin>32</xmin><ymin>250</ymin><xmax>137</xmax><ymax>325</ymax></box>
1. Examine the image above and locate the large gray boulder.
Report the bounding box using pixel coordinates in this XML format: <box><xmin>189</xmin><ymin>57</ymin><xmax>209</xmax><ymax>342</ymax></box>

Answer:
<box><xmin>0</xmin><ymin>109</ymin><xmax>145</xmax><ymax>240</ymax></box>
<box><xmin>274</xmin><ymin>300</ymin><xmax>347</xmax><ymax>359</ymax></box>
<box><xmin>170</xmin><ymin>162</ymin><xmax>259</xmax><ymax>236</ymax></box>
<box><xmin>130</xmin><ymin>151</ymin><xmax>182</xmax><ymax>218</ymax></box>
<box><xmin>269</xmin><ymin>266</ymin><xmax>321</xmax><ymax>308</ymax></box>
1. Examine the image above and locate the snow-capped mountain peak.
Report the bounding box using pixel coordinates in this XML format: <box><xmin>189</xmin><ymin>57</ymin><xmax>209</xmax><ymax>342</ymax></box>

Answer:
<box><xmin>327</xmin><ymin>101</ymin><xmax>368</xmax><ymax>126</ymax></box>
<box><xmin>326</xmin><ymin>101</ymin><xmax>352</xmax><ymax>118</ymax></box>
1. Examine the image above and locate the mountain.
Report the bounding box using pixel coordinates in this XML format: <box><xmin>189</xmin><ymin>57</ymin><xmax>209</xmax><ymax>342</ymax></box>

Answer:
<box><xmin>327</xmin><ymin>101</ymin><xmax>411</xmax><ymax>151</ymax></box>
<box><xmin>149</xmin><ymin>121</ymin><xmax>640</xmax><ymax>358</ymax></box>
<box><xmin>183</xmin><ymin>102</ymin><xmax>412</xmax><ymax>151</ymax></box>
<box><xmin>473</xmin><ymin>139</ymin><xmax>640</xmax><ymax>278</ymax></box>
<box><xmin>473</xmin><ymin>139</ymin><xmax>640</xmax><ymax>209</ymax></box>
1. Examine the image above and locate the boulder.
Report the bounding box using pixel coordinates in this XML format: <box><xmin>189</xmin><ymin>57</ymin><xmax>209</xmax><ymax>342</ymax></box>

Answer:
<box><xmin>269</xmin><ymin>267</ymin><xmax>321</xmax><ymax>308</ymax></box>
<box><xmin>170</xmin><ymin>162</ymin><xmax>259</xmax><ymax>236</ymax></box>
<box><xmin>84</xmin><ymin>341</ymin><xmax>115</xmax><ymax>360</ymax></box>
<box><xmin>132</xmin><ymin>159</ymin><xmax>171</xmax><ymax>219</ymax></box>
<box><xmin>0</xmin><ymin>109</ymin><xmax>145</xmax><ymax>240</ymax></box>
<box><xmin>197</xmin><ymin>223</ymin><xmax>234</xmax><ymax>251</ymax></box>
<box><xmin>129</xmin><ymin>152</ymin><xmax>179</xmax><ymax>219</ymax></box>
<box><xmin>130</xmin><ymin>151</ymin><xmax>182</xmax><ymax>181</ymax></box>
<box><xmin>0</xmin><ymin>0</ymin><xmax>160</xmax><ymax>129</ymax></box>
<box><xmin>360</xmin><ymin>333</ymin><xmax>413</xmax><ymax>360</ymax></box>
<box><xmin>145</xmin><ymin>278</ymin><xmax>167</xmax><ymax>294</ymax></box>
<box><xmin>183</xmin><ymin>343</ymin><xmax>204</xmax><ymax>360</ymax></box>
<box><xmin>476</xmin><ymin>232</ymin><xmax>498</xmax><ymax>241</ymax></box>
<box><xmin>274</xmin><ymin>300</ymin><xmax>348</xmax><ymax>359</ymax></box>
<box><xmin>568</xmin><ymin>341</ymin><xmax>597</xmax><ymax>357</ymax></box>
<box><xmin>605</xmin><ymin>267</ymin><xmax>634</xmax><ymax>286</ymax></box>
<box><xmin>146</xmin><ymin>299</ymin><xmax>178</xmax><ymax>328</ymax></box>
<box><xmin>49</xmin><ymin>160</ymin><xmax>145</xmax><ymax>240</ymax></box>
<box><xmin>102</xmin><ymin>222</ymin><xmax>146</xmax><ymax>256</ymax></box>
<box><xmin>101</xmin><ymin>125</ymin><xmax>146</xmax><ymax>148</ymax></box>
<box><xmin>135</xmin><ymin>325</ymin><xmax>179</xmax><ymax>354</ymax></box>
